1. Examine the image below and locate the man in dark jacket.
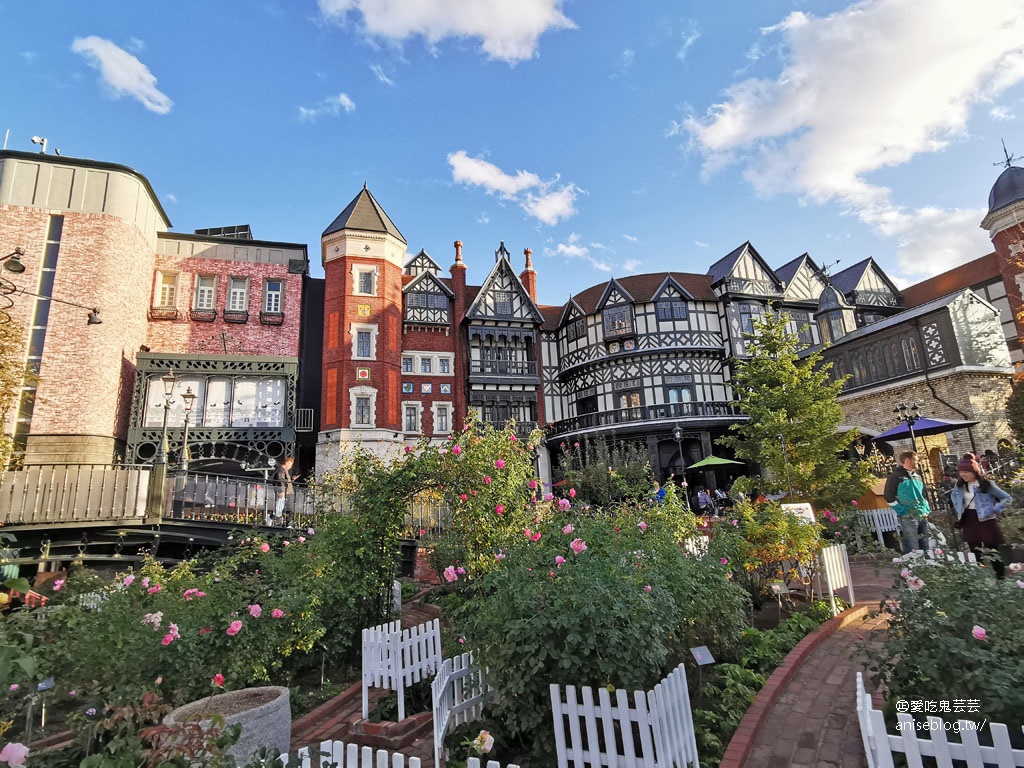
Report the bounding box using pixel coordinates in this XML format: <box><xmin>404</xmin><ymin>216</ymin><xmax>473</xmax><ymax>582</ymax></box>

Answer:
<box><xmin>883</xmin><ymin>450</ymin><xmax>931</xmax><ymax>553</ymax></box>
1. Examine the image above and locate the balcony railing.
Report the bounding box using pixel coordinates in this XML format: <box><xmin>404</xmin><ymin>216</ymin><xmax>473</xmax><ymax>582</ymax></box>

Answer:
<box><xmin>482</xmin><ymin>420</ymin><xmax>538</xmax><ymax>436</ymax></box>
<box><xmin>1</xmin><ymin>464</ymin><xmax>150</xmax><ymax>526</ymax></box>
<box><xmin>547</xmin><ymin>401</ymin><xmax>741</xmax><ymax>436</ymax></box>
<box><xmin>164</xmin><ymin>472</ymin><xmax>316</xmax><ymax>527</ymax></box>
<box><xmin>470</xmin><ymin>360</ymin><xmax>537</xmax><ymax>376</ymax></box>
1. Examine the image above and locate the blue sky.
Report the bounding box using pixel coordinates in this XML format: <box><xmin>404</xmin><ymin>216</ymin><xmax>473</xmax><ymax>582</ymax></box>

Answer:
<box><xmin>2</xmin><ymin>0</ymin><xmax>1023</xmax><ymax>307</ymax></box>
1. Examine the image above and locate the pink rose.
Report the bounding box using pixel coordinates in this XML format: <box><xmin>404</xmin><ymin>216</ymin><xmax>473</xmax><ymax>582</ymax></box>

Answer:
<box><xmin>645</xmin><ymin>585</ymin><xmax>652</xmax><ymax>593</ymax></box>
<box><xmin>555</xmin><ymin>556</ymin><xmax>565</xmax><ymax>567</ymax></box>
<box><xmin>443</xmin><ymin>566</ymin><xmax>458</xmax><ymax>583</ymax></box>
<box><xmin>147</xmin><ymin>585</ymin><xmax>162</xmax><ymax>595</ymax></box>
<box><xmin>249</xmin><ymin>604</ymin><xmax>262</xmax><ymax>618</ymax></box>
<box><xmin>573</xmin><ymin>442</ymin><xmax>579</xmax><ymax>448</ymax></box>
<box><xmin>570</xmin><ymin>538</ymin><xmax>587</xmax><ymax>555</ymax></box>
<box><xmin>0</xmin><ymin>742</ymin><xmax>30</xmax><ymax>766</ymax></box>
<box><xmin>460</xmin><ymin>493</ymin><xmax>468</xmax><ymax>501</ymax></box>
<box><xmin>906</xmin><ymin>576</ymin><xmax>924</xmax><ymax>591</ymax></box>
<box><xmin>226</xmin><ymin>620</ymin><xmax>243</xmax><ymax>636</ymax></box>
<box><xmin>199</xmin><ymin>627</ymin><xmax>212</xmax><ymax>635</ymax></box>
<box><xmin>638</xmin><ymin>521</ymin><xmax>647</xmax><ymax>532</ymax></box>
<box><xmin>544</xmin><ymin>493</ymin><xmax>554</xmax><ymax>502</ymax></box>
<box><xmin>972</xmin><ymin>625</ymin><xmax>987</xmax><ymax>641</ymax></box>
<box><xmin>456</xmin><ymin>566</ymin><xmax>466</xmax><ymax>575</ymax></box>
<box><xmin>161</xmin><ymin>634</ymin><xmax>175</xmax><ymax>646</ymax></box>
<box><xmin>900</xmin><ymin>569</ymin><xmax>911</xmax><ymax>578</ymax></box>
<box><xmin>569</xmin><ymin>488</ymin><xmax>576</xmax><ymax>498</ymax></box>
<box><xmin>123</xmin><ymin>574</ymin><xmax>135</xmax><ymax>586</ymax></box>
<box><xmin>558</xmin><ymin>499</ymin><xmax>571</xmax><ymax>511</ymax></box>
<box><xmin>484</xmin><ymin>476</ymin><xmax>491</xmax><ymax>485</ymax></box>
<box><xmin>404</xmin><ymin>446</ymin><xmax>412</xmax><ymax>453</ymax></box>
<box><xmin>529</xmin><ymin>479</ymin><xmax>537</xmax><ymax>490</ymax></box>
<box><xmin>53</xmin><ymin>579</ymin><xmax>64</xmax><ymax>591</ymax></box>
<box><xmin>562</xmin><ymin>524</ymin><xmax>574</xmax><ymax>535</ymax></box>
<box><xmin>298</xmin><ymin>536</ymin><xmax>306</xmax><ymax>543</ymax></box>
<box><xmin>212</xmin><ymin>673</ymin><xmax>225</xmax><ymax>687</ymax></box>
<box><xmin>452</xmin><ymin>444</ymin><xmax>462</xmax><ymax>455</ymax></box>
<box><xmin>260</xmin><ymin>543</ymin><xmax>270</xmax><ymax>553</ymax></box>
<box><xmin>530</xmin><ymin>532</ymin><xmax>541</xmax><ymax>542</ymax></box>
<box><xmin>721</xmin><ymin>557</ymin><xmax>729</xmax><ymax>565</ymax></box>
<box><xmin>495</xmin><ymin>459</ymin><xmax>505</xmax><ymax>469</ymax></box>
<box><xmin>272</xmin><ymin>608</ymin><xmax>285</xmax><ymax>618</ymax></box>
<box><xmin>495</xmin><ymin>504</ymin><xmax>504</xmax><ymax>515</ymax></box>
<box><xmin>141</xmin><ymin>577</ymin><xmax>150</xmax><ymax>588</ymax></box>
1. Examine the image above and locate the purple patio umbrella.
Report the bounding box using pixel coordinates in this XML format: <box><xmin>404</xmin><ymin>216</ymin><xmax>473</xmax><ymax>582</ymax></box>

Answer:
<box><xmin>871</xmin><ymin>417</ymin><xmax>979</xmax><ymax>442</ymax></box>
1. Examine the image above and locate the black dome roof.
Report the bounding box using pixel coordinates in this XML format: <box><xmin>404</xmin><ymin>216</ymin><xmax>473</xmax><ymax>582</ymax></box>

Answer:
<box><xmin>989</xmin><ymin>165</ymin><xmax>1024</xmax><ymax>214</ymax></box>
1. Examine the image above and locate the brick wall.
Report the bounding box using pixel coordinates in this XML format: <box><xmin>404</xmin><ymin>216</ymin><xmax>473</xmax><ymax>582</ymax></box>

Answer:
<box><xmin>145</xmin><ymin>258</ymin><xmax>301</xmax><ymax>357</ymax></box>
<box><xmin>839</xmin><ymin>371</ymin><xmax>1013</xmax><ymax>457</ymax></box>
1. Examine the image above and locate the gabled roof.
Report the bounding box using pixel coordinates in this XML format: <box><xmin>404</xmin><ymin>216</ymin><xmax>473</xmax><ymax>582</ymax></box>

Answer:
<box><xmin>557</xmin><ymin>297</ymin><xmax>586</xmax><ymax>328</ymax></box>
<box><xmin>775</xmin><ymin>253</ymin><xmax>819</xmax><ymax>286</ymax></box>
<box><xmin>595</xmin><ymin>277</ymin><xmax>635</xmax><ymax>311</ymax></box>
<box><xmin>707</xmin><ymin>242</ymin><xmax>749</xmax><ymax>283</ymax></box>
<box><xmin>403</xmin><ymin>270</ymin><xmax>455</xmax><ymax>297</ymax></box>
<box><xmin>902</xmin><ymin>252</ymin><xmax>999</xmax><ymax>309</ymax></box>
<box><xmin>829</xmin><ymin>257</ymin><xmax>899</xmax><ymax>298</ymax></box>
<box><xmin>403</xmin><ymin>248</ymin><xmax>441</xmax><ymax>274</ymax></box>
<box><xmin>571</xmin><ymin>273</ymin><xmax>716</xmax><ymax>314</ymax></box>
<box><xmin>707</xmin><ymin>241</ymin><xmax>782</xmax><ymax>290</ymax></box>
<box><xmin>322</xmin><ymin>185</ymin><xmax>406</xmax><ymax>242</ymax></box>
<box><xmin>652</xmin><ymin>275</ymin><xmax>694</xmax><ymax>301</ymax></box>
<box><xmin>465</xmin><ymin>255</ymin><xmax>544</xmax><ymax>323</ymax></box>
<box><xmin>540</xmin><ymin>305</ymin><xmax>564</xmax><ymax>331</ymax></box>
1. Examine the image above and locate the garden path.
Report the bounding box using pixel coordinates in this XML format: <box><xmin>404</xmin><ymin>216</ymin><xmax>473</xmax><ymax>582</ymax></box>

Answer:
<box><xmin>737</xmin><ymin>559</ymin><xmax>896</xmax><ymax>768</ymax></box>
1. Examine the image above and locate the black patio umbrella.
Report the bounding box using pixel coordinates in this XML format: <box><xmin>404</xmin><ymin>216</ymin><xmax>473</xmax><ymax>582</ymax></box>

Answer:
<box><xmin>871</xmin><ymin>417</ymin><xmax>979</xmax><ymax>442</ymax></box>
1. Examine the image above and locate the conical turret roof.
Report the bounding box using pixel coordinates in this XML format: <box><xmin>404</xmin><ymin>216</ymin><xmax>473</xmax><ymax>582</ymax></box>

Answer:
<box><xmin>322</xmin><ymin>185</ymin><xmax>406</xmax><ymax>243</ymax></box>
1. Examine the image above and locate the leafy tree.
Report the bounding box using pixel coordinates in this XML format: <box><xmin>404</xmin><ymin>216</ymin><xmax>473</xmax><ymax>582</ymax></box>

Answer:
<box><xmin>1005</xmin><ymin>380</ymin><xmax>1024</xmax><ymax>444</ymax></box>
<box><xmin>718</xmin><ymin>310</ymin><xmax>869</xmax><ymax>509</ymax></box>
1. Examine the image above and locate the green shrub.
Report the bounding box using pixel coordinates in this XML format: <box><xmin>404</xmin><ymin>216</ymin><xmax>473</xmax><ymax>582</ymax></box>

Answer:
<box><xmin>873</xmin><ymin>555</ymin><xmax>1024</xmax><ymax>725</ymax></box>
<box><xmin>454</xmin><ymin>508</ymin><xmax>748</xmax><ymax>756</ymax></box>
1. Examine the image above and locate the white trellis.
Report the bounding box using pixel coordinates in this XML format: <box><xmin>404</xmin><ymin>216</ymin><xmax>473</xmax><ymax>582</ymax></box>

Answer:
<box><xmin>361</xmin><ymin>618</ymin><xmax>441</xmax><ymax>722</ymax></box>
<box><xmin>550</xmin><ymin>662</ymin><xmax>699</xmax><ymax>768</ymax></box>
<box><xmin>432</xmin><ymin>652</ymin><xmax>492</xmax><ymax>768</ymax></box>
<box><xmin>856</xmin><ymin>672</ymin><xmax>1024</xmax><ymax>767</ymax></box>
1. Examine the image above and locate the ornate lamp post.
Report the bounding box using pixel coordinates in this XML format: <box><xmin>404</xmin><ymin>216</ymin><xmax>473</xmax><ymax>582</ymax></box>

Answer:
<box><xmin>180</xmin><ymin>386</ymin><xmax>197</xmax><ymax>472</ymax></box>
<box><xmin>155</xmin><ymin>370</ymin><xmax>177</xmax><ymax>466</ymax></box>
<box><xmin>894</xmin><ymin>403</ymin><xmax>921</xmax><ymax>453</ymax></box>
<box><xmin>673</xmin><ymin>423</ymin><xmax>690</xmax><ymax>511</ymax></box>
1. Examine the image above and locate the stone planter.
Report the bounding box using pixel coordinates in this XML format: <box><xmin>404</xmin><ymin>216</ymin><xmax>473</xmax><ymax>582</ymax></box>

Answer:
<box><xmin>163</xmin><ymin>685</ymin><xmax>290</xmax><ymax>763</ymax></box>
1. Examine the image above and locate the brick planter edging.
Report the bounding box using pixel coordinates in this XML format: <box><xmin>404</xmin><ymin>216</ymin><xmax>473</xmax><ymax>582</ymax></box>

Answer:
<box><xmin>718</xmin><ymin>604</ymin><xmax>871</xmax><ymax>768</ymax></box>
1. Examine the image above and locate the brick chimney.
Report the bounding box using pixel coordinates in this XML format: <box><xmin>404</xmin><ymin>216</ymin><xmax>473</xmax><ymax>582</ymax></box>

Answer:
<box><xmin>520</xmin><ymin>248</ymin><xmax>537</xmax><ymax>303</ymax></box>
<box><xmin>450</xmin><ymin>240</ymin><xmax>468</xmax><ymax>431</ymax></box>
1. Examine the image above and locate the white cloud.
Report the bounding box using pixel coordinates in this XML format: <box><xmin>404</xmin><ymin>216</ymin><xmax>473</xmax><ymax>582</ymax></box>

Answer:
<box><xmin>990</xmin><ymin>105</ymin><xmax>1015</xmax><ymax>121</ymax></box>
<box><xmin>694</xmin><ymin>240</ymin><xmax>709</xmax><ymax>248</ymax></box>
<box><xmin>448</xmin><ymin>151</ymin><xmax>579</xmax><ymax>225</ymax></box>
<box><xmin>126</xmin><ymin>37</ymin><xmax>146</xmax><ymax>53</ymax></box>
<box><xmin>622</xmin><ymin>259</ymin><xmax>642</xmax><ymax>272</ymax></box>
<box><xmin>21</xmin><ymin>51</ymin><xmax>35</xmax><ymax>63</ymax></box>
<box><xmin>165</xmin><ymin>193</ymin><xmax>178</xmax><ymax>204</ymax></box>
<box><xmin>298</xmin><ymin>93</ymin><xmax>356</xmax><ymax>121</ymax></box>
<box><xmin>622</xmin><ymin>234</ymin><xmax>638</xmax><ymax>242</ymax></box>
<box><xmin>543</xmin><ymin>233</ymin><xmax>611</xmax><ymax>272</ymax></box>
<box><xmin>676</xmin><ymin>20</ymin><xmax>701</xmax><ymax>62</ymax></box>
<box><xmin>684</xmin><ymin>0</ymin><xmax>1024</xmax><ymax>281</ymax></box>
<box><xmin>370</xmin><ymin>64</ymin><xmax>394</xmax><ymax>85</ymax></box>
<box><xmin>71</xmin><ymin>36</ymin><xmax>173</xmax><ymax>114</ymax></box>
<box><xmin>318</xmin><ymin>0</ymin><xmax>574</xmax><ymax>63</ymax></box>
<box><xmin>612</xmin><ymin>48</ymin><xmax>635</xmax><ymax>78</ymax></box>
<box><xmin>523</xmin><ymin>184</ymin><xmax>578</xmax><ymax>225</ymax></box>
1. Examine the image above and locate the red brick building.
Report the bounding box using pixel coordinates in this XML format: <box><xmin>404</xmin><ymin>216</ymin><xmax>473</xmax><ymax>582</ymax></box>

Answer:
<box><xmin>0</xmin><ymin>149</ymin><xmax>310</xmax><ymax>471</ymax></box>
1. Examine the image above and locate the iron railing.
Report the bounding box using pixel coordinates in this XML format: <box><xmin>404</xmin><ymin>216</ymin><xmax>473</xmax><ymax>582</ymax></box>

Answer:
<box><xmin>0</xmin><ymin>464</ymin><xmax>150</xmax><ymax>525</ymax></box>
<box><xmin>164</xmin><ymin>471</ymin><xmax>317</xmax><ymax>528</ymax></box>
<box><xmin>547</xmin><ymin>400</ymin><xmax>741</xmax><ymax>436</ymax></box>
<box><xmin>470</xmin><ymin>360</ymin><xmax>537</xmax><ymax>376</ymax></box>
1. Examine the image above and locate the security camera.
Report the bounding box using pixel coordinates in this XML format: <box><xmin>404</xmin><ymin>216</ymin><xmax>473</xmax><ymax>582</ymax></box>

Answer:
<box><xmin>30</xmin><ymin>136</ymin><xmax>47</xmax><ymax>154</ymax></box>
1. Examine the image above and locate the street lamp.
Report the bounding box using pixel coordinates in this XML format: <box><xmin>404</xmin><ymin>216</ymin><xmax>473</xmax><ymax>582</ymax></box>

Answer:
<box><xmin>155</xmin><ymin>370</ymin><xmax>177</xmax><ymax>465</ymax></box>
<box><xmin>894</xmin><ymin>403</ymin><xmax>921</xmax><ymax>453</ymax></box>
<box><xmin>180</xmin><ymin>386</ymin><xmax>197</xmax><ymax>472</ymax></box>
<box><xmin>672</xmin><ymin>423</ymin><xmax>690</xmax><ymax>511</ymax></box>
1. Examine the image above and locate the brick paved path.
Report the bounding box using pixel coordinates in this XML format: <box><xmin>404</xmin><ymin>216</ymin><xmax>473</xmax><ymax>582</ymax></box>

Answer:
<box><xmin>741</xmin><ymin>559</ymin><xmax>896</xmax><ymax>768</ymax></box>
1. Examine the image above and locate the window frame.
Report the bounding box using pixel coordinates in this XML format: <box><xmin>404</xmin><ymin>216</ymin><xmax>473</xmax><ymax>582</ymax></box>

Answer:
<box><xmin>263</xmin><ymin>279</ymin><xmax>284</xmax><ymax>313</ymax></box>
<box><xmin>354</xmin><ymin>267</ymin><xmax>376</xmax><ymax>296</ymax></box>
<box><xmin>227</xmin><ymin>277</ymin><xmax>249</xmax><ymax>312</ymax></box>
<box><xmin>154</xmin><ymin>271</ymin><xmax>179</xmax><ymax>309</ymax></box>
<box><xmin>193</xmin><ymin>275</ymin><xmax>217</xmax><ymax>311</ymax></box>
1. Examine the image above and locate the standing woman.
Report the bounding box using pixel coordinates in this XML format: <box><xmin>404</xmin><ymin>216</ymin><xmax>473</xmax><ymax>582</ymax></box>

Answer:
<box><xmin>951</xmin><ymin>453</ymin><xmax>1011</xmax><ymax>579</ymax></box>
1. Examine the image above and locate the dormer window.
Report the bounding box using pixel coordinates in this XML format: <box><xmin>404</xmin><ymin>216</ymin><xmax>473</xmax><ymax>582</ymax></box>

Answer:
<box><xmin>656</xmin><ymin>300</ymin><xmax>688</xmax><ymax>321</ymax></box>
<box><xmin>602</xmin><ymin>306</ymin><xmax>634</xmax><ymax>337</ymax></box>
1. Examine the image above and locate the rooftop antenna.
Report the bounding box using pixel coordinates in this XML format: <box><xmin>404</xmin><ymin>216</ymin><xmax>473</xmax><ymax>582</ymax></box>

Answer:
<box><xmin>30</xmin><ymin>136</ymin><xmax>47</xmax><ymax>154</ymax></box>
<box><xmin>994</xmin><ymin>139</ymin><xmax>1022</xmax><ymax>168</ymax></box>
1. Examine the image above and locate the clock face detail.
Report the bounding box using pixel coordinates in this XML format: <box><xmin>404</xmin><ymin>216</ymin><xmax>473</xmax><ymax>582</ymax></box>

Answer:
<box><xmin>358</xmin><ymin>304</ymin><xmax>371</xmax><ymax>317</ymax></box>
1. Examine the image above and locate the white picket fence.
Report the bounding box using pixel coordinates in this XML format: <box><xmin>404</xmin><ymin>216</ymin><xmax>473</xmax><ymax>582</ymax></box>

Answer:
<box><xmin>856</xmin><ymin>672</ymin><xmax>1024</xmax><ymax>767</ymax></box>
<box><xmin>550</xmin><ymin>662</ymin><xmax>699</xmax><ymax>768</ymax></box>
<box><xmin>362</xmin><ymin>619</ymin><xmax>442</xmax><ymax>722</ymax></box>
<box><xmin>682</xmin><ymin>535</ymin><xmax>709</xmax><ymax>557</ymax></box>
<box><xmin>818</xmin><ymin>543</ymin><xmax>855</xmax><ymax>616</ymax></box>
<box><xmin>280</xmin><ymin>740</ymin><xmax>518</xmax><ymax>768</ymax></box>
<box><xmin>432</xmin><ymin>652</ymin><xmax>492</xmax><ymax>768</ymax></box>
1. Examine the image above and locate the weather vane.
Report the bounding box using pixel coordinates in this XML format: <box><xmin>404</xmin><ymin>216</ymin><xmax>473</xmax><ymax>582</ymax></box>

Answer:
<box><xmin>994</xmin><ymin>139</ymin><xmax>1022</xmax><ymax>169</ymax></box>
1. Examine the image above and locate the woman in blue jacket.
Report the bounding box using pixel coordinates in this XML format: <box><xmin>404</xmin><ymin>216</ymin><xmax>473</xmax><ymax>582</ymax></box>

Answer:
<box><xmin>951</xmin><ymin>454</ymin><xmax>1011</xmax><ymax>579</ymax></box>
